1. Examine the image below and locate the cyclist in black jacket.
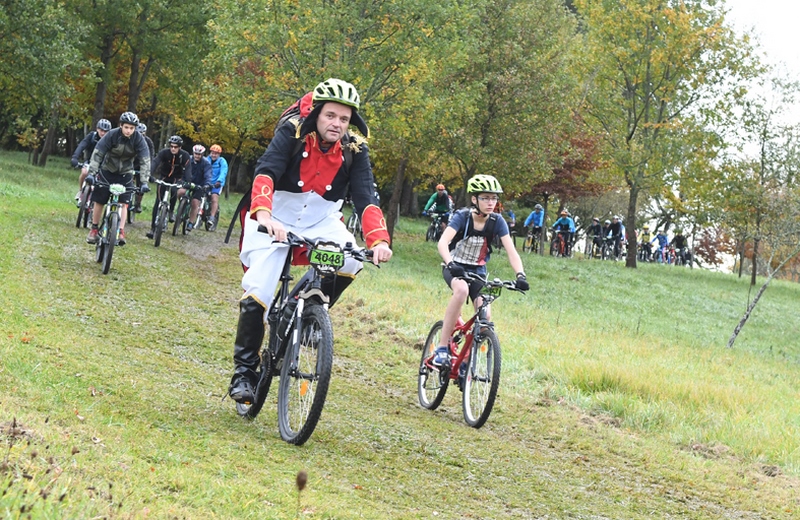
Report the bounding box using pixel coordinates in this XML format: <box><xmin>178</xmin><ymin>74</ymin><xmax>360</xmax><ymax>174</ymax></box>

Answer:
<box><xmin>147</xmin><ymin>135</ymin><xmax>191</xmax><ymax>238</ymax></box>
<box><xmin>71</xmin><ymin>119</ymin><xmax>111</xmax><ymax>202</ymax></box>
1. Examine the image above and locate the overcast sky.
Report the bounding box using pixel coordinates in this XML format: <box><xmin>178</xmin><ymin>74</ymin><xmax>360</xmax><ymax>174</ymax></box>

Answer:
<box><xmin>724</xmin><ymin>0</ymin><xmax>800</xmax><ymax>123</ymax></box>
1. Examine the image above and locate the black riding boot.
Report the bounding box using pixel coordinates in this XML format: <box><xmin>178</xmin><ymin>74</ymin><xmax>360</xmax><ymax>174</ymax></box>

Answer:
<box><xmin>228</xmin><ymin>296</ymin><xmax>266</xmax><ymax>403</ymax></box>
<box><xmin>320</xmin><ymin>275</ymin><xmax>355</xmax><ymax>308</ymax></box>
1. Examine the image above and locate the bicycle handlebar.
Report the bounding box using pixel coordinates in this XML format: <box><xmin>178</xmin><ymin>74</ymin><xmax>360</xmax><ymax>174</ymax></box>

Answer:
<box><xmin>446</xmin><ymin>268</ymin><xmax>526</xmax><ymax>293</ymax></box>
<box><xmin>256</xmin><ymin>228</ymin><xmax>374</xmax><ymax>261</ymax></box>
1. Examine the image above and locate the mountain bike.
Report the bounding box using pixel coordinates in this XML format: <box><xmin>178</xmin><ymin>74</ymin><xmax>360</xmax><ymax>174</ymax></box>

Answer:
<box><xmin>93</xmin><ymin>180</ymin><xmax>139</xmax><ymax>275</ymax></box>
<box><xmin>151</xmin><ymin>179</ymin><xmax>183</xmax><ymax>247</ymax></box>
<box><xmin>584</xmin><ymin>235</ymin><xmax>600</xmax><ymax>259</ymax></box>
<box><xmin>637</xmin><ymin>242</ymin><xmax>653</xmax><ymax>262</ymax></box>
<box><xmin>172</xmin><ymin>183</ymin><xmax>207</xmax><ymax>236</ymax></box>
<box><xmin>75</xmin><ymin>165</ymin><xmax>93</xmax><ymax>229</ymax></box>
<box><xmin>345</xmin><ymin>202</ymin><xmax>362</xmax><ymax>242</ymax></box>
<box><xmin>522</xmin><ymin>227</ymin><xmax>544</xmax><ymax>254</ymax></box>
<box><xmin>126</xmin><ymin>171</ymin><xmax>139</xmax><ymax>224</ymax></box>
<box><xmin>550</xmin><ymin>230</ymin><xmax>570</xmax><ymax>257</ymax></box>
<box><xmin>191</xmin><ymin>185</ymin><xmax>213</xmax><ymax>231</ymax></box>
<box><xmin>601</xmin><ymin>236</ymin><xmax>617</xmax><ymax>260</ymax></box>
<box><xmin>425</xmin><ymin>212</ymin><xmax>446</xmax><ymax>242</ymax></box>
<box><xmin>418</xmin><ymin>271</ymin><xmax>525</xmax><ymax>428</ymax></box>
<box><xmin>235</xmin><ymin>230</ymin><xmax>373</xmax><ymax>445</ymax></box>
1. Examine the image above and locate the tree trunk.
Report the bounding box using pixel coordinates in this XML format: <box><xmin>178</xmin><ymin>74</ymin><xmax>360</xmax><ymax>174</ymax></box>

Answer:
<box><xmin>386</xmin><ymin>158</ymin><xmax>407</xmax><ymax>243</ymax></box>
<box><xmin>751</xmin><ymin>214</ymin><xmax>761</xmax><ymax>286</ymax></box>
<box><xmin>540</xmin><ymin>193</ymin><xmax>550</xmax><ymax>255</ymax></box>
<box><xmin>35</xmin><ymin>108</ymin><xmax>59</xmax><ymax>167</ymax></box>
<box><xmin>92</xmin><ymin>35</ymin><xmax>116</xmax><ymax>125</ymax></box>
<box><xmin>625</xmin><ymin>185</ymin><xmax>639</xmax><ymax>268</ymax></box>
<box><xmin>738</xmin><ymin>238</ymin><xmax>745</xmax><ymax>278</ymax></box>
<box><xmin>127</xmin><ymin>53</ymin><xmax>154</xmax><ymax>112</ymax></box>
<box><xmin>727</xmin><ymin>244</ymin><xmax>800</xmax><ymax>348</ymax></box>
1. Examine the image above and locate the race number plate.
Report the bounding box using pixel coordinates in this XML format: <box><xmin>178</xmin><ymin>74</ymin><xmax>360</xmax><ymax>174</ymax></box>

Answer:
<box><xmin>309</xmin><ymin>243</ymin><xmax>345</xmax><ymax>271</ymax></box>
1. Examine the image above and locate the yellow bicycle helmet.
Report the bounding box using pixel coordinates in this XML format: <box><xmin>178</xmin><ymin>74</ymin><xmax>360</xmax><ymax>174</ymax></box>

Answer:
<box><xmin>466</xmin><ymin>174</ymin><xmax>503</xmax><ymax>195</ymax></box>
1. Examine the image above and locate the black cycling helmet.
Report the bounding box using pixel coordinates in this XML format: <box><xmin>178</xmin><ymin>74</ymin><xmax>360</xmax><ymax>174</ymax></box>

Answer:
<box><xmin>119</xmin><ymin>111</ymin><xmax>139</xmax><ymax>126</ymax></box>
<box><xmin>168</xmin><ymin>135</ymin><xmax>183</xmax><ymax>146</ymax></box>
<box><xmin>96</xmin><ymin>119</ymin><xmax>112</xmax><ymax>132</ymax></box>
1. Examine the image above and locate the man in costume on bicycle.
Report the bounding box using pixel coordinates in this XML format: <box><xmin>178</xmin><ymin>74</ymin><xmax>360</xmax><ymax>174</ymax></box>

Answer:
<box><xmin>207</xmin><ymin>144</ymin><xmax>228</xmax><ymax>231</ymax></box>
<box><xmin>146</xmin><ymin>135</ymin><xmax>192</xmax><ymax>239</ymax></box>
<box><xmin>177</xmin><ymin>144</ymin><xmax>213</xmax><ymax>232</ymax></box>
<box><xmin>85</xmin><ymin>112</ymin><xmax>151</xmax><ymax>246</ymax></box>
<box><xmin>422</xmin><ymin>184</ymin><xmax>455</xmax><ymax>231</ymax></box>
<box><xmin>228</xmin><ymin>78</ymin><xmax>393</xmax><ymax>404</ymax></box>
<box><xmin>71</xmin><ymin>118</ymin><xmax>112</xmax><ymax>203</ymax></box>
<box><xmin>551</xmin><ymin>210</ymin><xmax>576</xmax><ymax>256</ymax></box>
<box><xmin>430</xmin><ymin>174</ymin><xmax>528</xmax><ymax>367</ymax></box>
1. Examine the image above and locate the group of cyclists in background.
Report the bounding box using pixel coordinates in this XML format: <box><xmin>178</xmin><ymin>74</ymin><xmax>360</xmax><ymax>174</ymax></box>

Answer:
<box><xmin>70</xmin><ymin>113</ymin><xmax>229</xmax><ymax>247</ymax></box>
<box><xmin>421</xmin><ymin>185</ymin><xmax>692</xmax><ymax>266</ymax></box>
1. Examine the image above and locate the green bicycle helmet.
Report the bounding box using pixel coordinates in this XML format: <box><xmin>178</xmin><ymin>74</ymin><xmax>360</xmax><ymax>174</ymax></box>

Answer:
<box><xmin>313</xmin><ymin>78</ymin><xmax>361</xmax><ymax>109</ymax></box>
<box><xmin>467</xmin><ymin>174</ymin><xmax>503</xmax><ymax>195</ymax></box>
<box><xmin>300</xmin><ymin>78</ymin><xmax>370</xmax><ymax>138</ymax></box>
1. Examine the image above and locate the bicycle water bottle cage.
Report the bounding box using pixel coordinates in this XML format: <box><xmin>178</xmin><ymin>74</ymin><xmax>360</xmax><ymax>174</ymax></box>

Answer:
<box><xmin>109</xmin><ymin>184</ymin><xmax>126</xmax><ymax>196</ymax></box>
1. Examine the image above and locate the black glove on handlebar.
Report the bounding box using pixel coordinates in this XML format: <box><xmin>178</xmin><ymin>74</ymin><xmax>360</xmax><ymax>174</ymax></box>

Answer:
<box><xmin>515</xmin><ymin>273</ymin><xmax>529</xmax><ymax>291</ymax></box>
<box><xmin>447</xmin><ymin>261</ymin><xmax>465</xmax><ymax>279</ymax></box>
<box><xmin>71</xmin><ymin>158</ymin><xmax>79</xmax><ymax>168</ymax></box>
<box><xmin>140</xmin><ymin>183</ymin><xmax>150</xmax><ymax>194</ymax></box>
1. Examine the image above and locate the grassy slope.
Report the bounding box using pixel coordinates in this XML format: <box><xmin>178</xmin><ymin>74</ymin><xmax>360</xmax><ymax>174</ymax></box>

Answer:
<box><xmin>1</xmin><ymin>151</ymin><xmax>798</xmax><ymax>519</ymax></box>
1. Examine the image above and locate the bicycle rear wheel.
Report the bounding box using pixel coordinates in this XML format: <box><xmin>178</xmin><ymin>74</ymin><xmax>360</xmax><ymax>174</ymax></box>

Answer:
<box><xmin>462</xmin><ymin>327</ymin><xmax>501</xmax><ymax>428</ymax></box>
<box><xmin>127</xmin><ymin>204</ymin><xmax>135</xmax><ymax>224</ymax></box>
<box><xmin>236</xmin><ymin>347</ymin><xmax>275</xmax><ymax>419</ymax></box>
<box><xmin>417</xmin><ymin>320</ymin><xmax>449</xmax><ymax>410</ymax></box>
<box><xmin>102</xmin><ymin>212</ymin><xmax>119</xmax><ymax>275</ymax></box>
<box><xmin>277</xmin><ymin>303</ymin><xmax>333</xmax><ymax>445</ymax></box>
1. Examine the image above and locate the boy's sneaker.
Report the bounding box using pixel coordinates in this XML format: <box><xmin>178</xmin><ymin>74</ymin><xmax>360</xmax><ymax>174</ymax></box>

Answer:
<box><xmin>146</xmin><ymin>230</ymin><xmax>154</xmax><ymax>239</ymax></box>
<box><xmin>117</xmin><ymin>229</ymin><xmax>126</xmax><ymax>246</ymax></box>
<box><xmin>75</xmin><ymin>191</ymin><xmax>82</xmax><ymax>206</ymax></box>
<box><xmin>186</xmin><ymin>222</ymin><xmax>194</xmax><ymax>232</ymax></box>
<box><xmin>86</xmin><ymin>228</ymin><xmax>99</xmax><ymax>244</ymax></box>
<box><xmin>430</xmin><ymin>346</ymin><xmax>450</xmax><ymax>368</ymax></box>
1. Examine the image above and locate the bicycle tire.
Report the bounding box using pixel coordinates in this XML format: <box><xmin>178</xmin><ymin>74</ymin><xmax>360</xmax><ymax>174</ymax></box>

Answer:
<box><xmin>425</xmin><ymin>223</ymin><xmax>435</xmax><ymax>242</ymax></box>
<box><xmin>462</xmin><ymin>327</ymin><xmax>501</xmax><ymax>428</ymax></box>
<box><xmin>346</xmin><ymin>213</ymin><xmax>357</xmax><ymax>235</ymax></box>
<box><xmin>95</xmin><ymin>240</ymin><xmax>104</xmax><ymax>263</ymax></box>
<box><xmin>75</xmin><ymin>185</ymin><xmax>90</xmax><ymax>228</ymax></box>
<box><xmin>154</xmin><ymin>203</ymin><xmax>168</xmax><ymax>247</ymax></box>
<box><xmin>277</xmin><ymin>303</ymin><xmax>333</xmax><ymax>445</ymax></box>
<box><xmin>417</xmin><ymin>320</ymin><xmax>449</xmax><ymax>410</ymax></box>
<box><xmin>173</xmin><ymin>198</ymin><xmax>187</xmax><ymax>236</ymax></box>
<box><xmin>102</xmin><ymin>212</ymin><xmax>119</xmax><ymax>275</ymax></box>
<box><xmin>127</xmin><ymin>205</ymin><xmax>135</xmax><ymax>224</ymax></box>
<box><xmin>236</xmin><ymin>347</ymin><xmax>275</xmax><ymax>419</ymax></box>
<box><xmin>522</xmin><ymin>235</ymin><xmax>532</xmax><ymax>253</ymax></box>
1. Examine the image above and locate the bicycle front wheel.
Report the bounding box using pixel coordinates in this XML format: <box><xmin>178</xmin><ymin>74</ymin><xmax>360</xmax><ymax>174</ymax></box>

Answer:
<box><xmin>154</xmin><ymin>203</ymin><xmax>168</xmax><ymax>247</ymax></box>
<box><xmin>462</xmin><ymin>327</ymin><xmax>501</xmax><ymax>428</ymax></box>
<box><xmin>277</xmin><ymin>303</ymin><xmax>333</xmax><ymax>445</ymax></box>
<box><xmin>425</xmin><ymin>223</ymin><xmax>435</xmax><ymax>242</ymax></box>
<box><xmin>173</xmin><ymin>198</ymin><xmax>187</xmax><ymax>236</ymax></box>
<box><xmin>417</xmin><ymin>320</ymin><xmax>449</xmax><ymax>410</ymax></box>
<box><xmin>102</xmin><ymin>212</ymin><xmax>119</xmax><ymax>275</ymax></box>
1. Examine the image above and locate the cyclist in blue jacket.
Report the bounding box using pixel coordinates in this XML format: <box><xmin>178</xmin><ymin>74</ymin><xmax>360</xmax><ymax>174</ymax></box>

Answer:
<box><xmin>207</xmin><ymin>144</ymin><xmax>228</xmax><ymax>231</ymax></box>
<box><xmin>551</xmin><ymin>210</ymin><xmax>576</xmax><ymax>255</ymax></box>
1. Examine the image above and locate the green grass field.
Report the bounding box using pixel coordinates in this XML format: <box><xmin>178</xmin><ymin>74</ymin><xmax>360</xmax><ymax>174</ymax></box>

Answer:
<box><xmin>1</xmin><ymin>150</ymin><xmax>799</xmax><ymax>518</ymax></box>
